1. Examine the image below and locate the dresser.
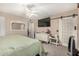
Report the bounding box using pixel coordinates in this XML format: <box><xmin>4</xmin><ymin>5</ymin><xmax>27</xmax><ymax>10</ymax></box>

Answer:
<box><xmin>35</xmin><ymin>32</ymin><xmax>49</xmax><ymax>43</ymax></box>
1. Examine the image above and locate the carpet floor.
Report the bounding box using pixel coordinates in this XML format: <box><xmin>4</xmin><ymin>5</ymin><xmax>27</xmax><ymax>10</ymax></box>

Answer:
<box><xmin>42</xmin><ymin>43</ymin><xmax>68</xmax><ymax>56</ymax></box>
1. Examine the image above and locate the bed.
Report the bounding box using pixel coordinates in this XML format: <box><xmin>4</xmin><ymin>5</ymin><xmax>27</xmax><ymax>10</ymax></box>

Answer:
<box><xmin>0</xmin><ymin>35</ymin><xmax>45</xmax><ymax>56</ymax></box>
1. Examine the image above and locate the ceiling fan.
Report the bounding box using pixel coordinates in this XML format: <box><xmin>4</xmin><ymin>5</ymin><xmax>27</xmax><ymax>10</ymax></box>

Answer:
<box><xmin>26</xmin><ymin>4</ymin><xmax>36</xmax><ymax>10</ymax></box>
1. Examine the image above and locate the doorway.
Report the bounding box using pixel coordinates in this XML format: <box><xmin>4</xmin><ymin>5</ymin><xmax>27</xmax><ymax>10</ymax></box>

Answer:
<box><xmin>29</xmin><ymin>22</ymin><xmax>35</xmax><ymax>38</ymax></box>
<box><xmin>0</xmin><ymin>16</ymin><xmax>5</xmax><ymax>36</ymax></box>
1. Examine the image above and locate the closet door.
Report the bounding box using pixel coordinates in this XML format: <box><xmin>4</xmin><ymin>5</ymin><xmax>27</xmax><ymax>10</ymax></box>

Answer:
<box><xmin>61</xmin><ymin>17</ymin><xmax>77</xmax><ymax>46</ymax></box>
<box><xmin>0</xmin><ymin>16</ymin><xmax>5</xmax><ymax>36</ymax></box>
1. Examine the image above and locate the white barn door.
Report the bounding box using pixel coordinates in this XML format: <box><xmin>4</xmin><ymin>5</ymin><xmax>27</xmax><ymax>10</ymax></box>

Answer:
<box><xmin>59</xmin><ymin>17</ymin><xmax>77</xmax><ymax>47</ymax></box>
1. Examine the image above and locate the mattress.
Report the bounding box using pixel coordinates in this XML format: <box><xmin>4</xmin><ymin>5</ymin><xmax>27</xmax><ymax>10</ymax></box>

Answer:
<box><xmin>0</xmin><ymin>35</ymin><xmax>45</xmax><ymax>56</ymax></box>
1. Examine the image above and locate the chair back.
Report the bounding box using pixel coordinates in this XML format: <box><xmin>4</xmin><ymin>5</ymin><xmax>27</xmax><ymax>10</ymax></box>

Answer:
<box><xmin>68</xmin><ymin>36</ymin><xmax>77</xmax><ymax>56</ymax></box>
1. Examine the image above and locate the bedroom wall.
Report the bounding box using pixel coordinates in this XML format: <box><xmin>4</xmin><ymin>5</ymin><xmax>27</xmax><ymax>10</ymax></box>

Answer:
<box><xmin>34</xmin><ymin>9</ymin><xmax>78</xmax><ymax>36</ymax></box>
<box><xmin>0</xmin><ymin>12</ymin><xmax>28</xmax><ymax>36</ymax></box>
<box><xmin>34</xmin><ymin>19</ymin><xmax>59</xmax><ymax>36</ymax></box>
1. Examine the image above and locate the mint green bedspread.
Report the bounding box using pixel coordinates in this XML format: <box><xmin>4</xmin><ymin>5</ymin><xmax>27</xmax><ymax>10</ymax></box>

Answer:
<box><xmin>0</xmin><ymin>35</ymin><xmax>45</xmax><ymax>56</ymax></box>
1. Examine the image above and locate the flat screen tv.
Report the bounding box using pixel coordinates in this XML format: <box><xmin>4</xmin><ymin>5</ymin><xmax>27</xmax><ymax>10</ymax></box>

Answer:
<box><xmin>38</xmin><ymin>17</ymin><xmax>50</xmax><ymax>27</ymax></box>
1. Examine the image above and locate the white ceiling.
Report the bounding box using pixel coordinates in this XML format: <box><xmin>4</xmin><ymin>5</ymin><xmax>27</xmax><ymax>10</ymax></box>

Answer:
<box><xmin>0</xmin><ymin>3</ymin><xmax>77</xmax><ymax>19</ymax></box>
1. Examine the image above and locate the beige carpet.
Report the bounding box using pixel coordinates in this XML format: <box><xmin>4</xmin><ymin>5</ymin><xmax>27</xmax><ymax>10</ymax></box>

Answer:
<box><xmin>42</xmin><ymin>43</ymin><xmax>68</xmax><ymax>56</ymax></box>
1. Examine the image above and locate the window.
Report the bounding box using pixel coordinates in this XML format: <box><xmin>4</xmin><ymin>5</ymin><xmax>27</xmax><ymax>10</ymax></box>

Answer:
<box><xmin>10</xmin><ymin>21</ymin><xmax>25</xmax><ymax>31</ymax></box>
